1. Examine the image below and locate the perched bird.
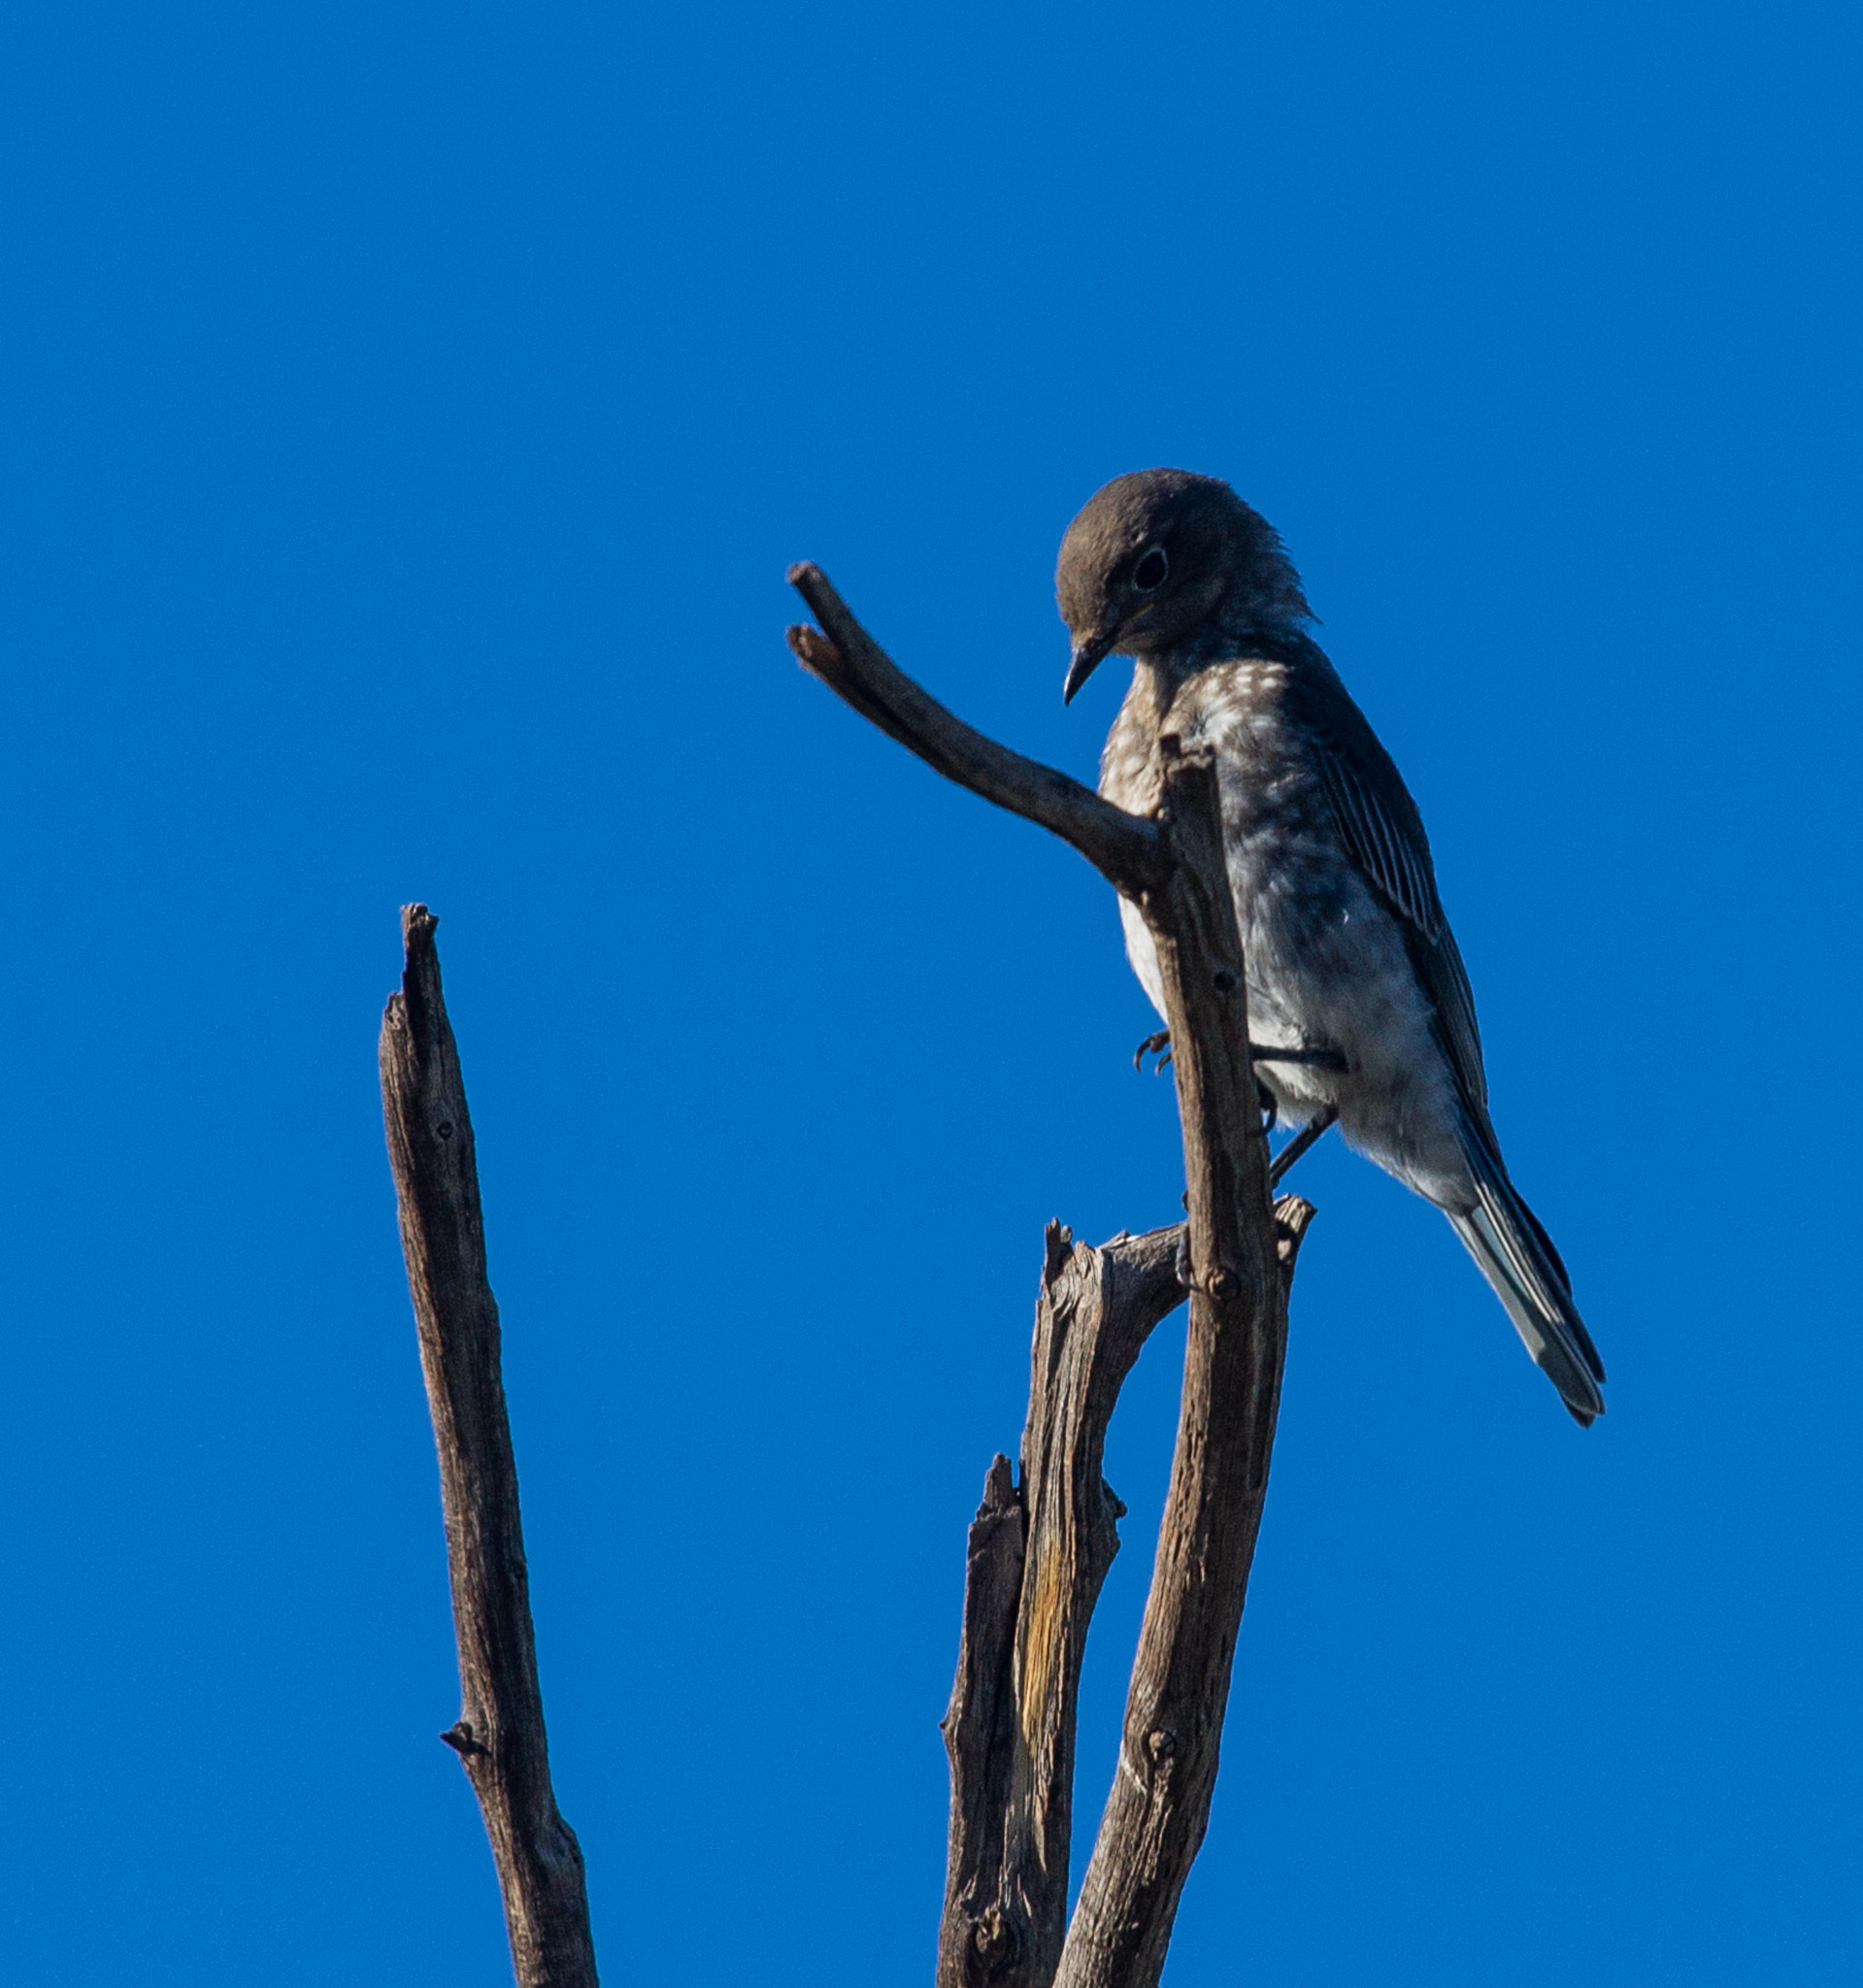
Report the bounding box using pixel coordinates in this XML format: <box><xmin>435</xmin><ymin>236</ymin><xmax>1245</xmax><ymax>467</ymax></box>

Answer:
<box><xmin>1057</xmin><ymin>468</ymin><xmax>1605</xmax><ymax>1423</ymax></box>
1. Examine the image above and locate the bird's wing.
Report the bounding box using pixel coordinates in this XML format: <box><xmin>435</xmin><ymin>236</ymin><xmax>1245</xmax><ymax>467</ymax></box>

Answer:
<box><xmin>1287</xmin><ymin>654</ymin><xmax>1489</xmax><ymax>1115</ymax></box>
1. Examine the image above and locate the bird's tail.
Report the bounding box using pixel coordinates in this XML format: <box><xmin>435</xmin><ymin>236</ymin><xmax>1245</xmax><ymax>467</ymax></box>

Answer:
<box><xmin>1447</xmin><ymin>1120</ymin><xmax>1606</xmax><ymax>1426</ymax></box>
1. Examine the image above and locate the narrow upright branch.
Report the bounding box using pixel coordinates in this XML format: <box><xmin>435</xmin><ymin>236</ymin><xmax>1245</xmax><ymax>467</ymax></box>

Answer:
<box><xmin>380</xmin><ymin>905</ymin><xmax>599</xmax><ymax>1988</ymax></box>
<box><xmin>940</xmin><ymin>1452</ymin><xmax>1029</xmax><ymax>1986</ymax></box>
<box><xmin>939</xmin><ymin>1223</ymin><xmax>1186</xmax><ymax>1988</ymax></box>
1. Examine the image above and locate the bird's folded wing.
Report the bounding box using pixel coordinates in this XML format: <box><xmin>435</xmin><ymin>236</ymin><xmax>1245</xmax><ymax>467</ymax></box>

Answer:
<box><xmin>1290</xmin><ymin>659</ymin><xmax>1489</xmax><ymax>1118</ymax></box>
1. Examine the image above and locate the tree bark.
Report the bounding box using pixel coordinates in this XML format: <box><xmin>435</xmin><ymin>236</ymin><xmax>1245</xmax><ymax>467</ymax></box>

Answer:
<box><xmin>938</xmin><ymin>1223</ymin><xmax>1185</xmax><ymax>1988</ymax></box>
<box><xmin>1050</xmin><ymin>738</ymin><xmax>1290</xmax><ymax>1988</ymax></box>
<box><xmin>380</xmin><ymin>904</ymin><xmax>599</xmax><ymax>1988</ymax></box>
<box><xmin>785</xmin><ymin>568</ymin><xmax>1314</xmax><ymax>1988</ymax></box>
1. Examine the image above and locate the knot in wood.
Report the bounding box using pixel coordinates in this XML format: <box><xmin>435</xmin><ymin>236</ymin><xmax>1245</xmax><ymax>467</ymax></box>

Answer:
<box><xmin>434</xmin><ymin>1117</ymin><xmax>455</xmax><ymax>1142</ymax></box>
<box><xmin>1206</xmin><ymin>1265</ymin><xmax>1238</xmax><ymax>1303</ymax></box>
<box><xmin>967</xmin><ymin>1904</ymin><xmax>1021</xmax><ymax>1982</ymax></box>
<box><xmin>1157</xmin><ymin>730</ymin><xmax>1182</xmax><ymax>760</ymax></box>
<box><xmin>1213</xmin><ymin>969</ymin><xmax>1237</xmax><ymax>992</ymax></box>
<box><xmin>1147</xmin><ymin>1727</ymin><xmax>1177</xmax><ymax>1763</ymax></box>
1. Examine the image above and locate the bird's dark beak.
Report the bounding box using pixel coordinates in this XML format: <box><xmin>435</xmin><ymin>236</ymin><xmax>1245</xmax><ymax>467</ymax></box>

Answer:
<box><xmin>1063</xmin><ymin>627</ymin><xmax>1118</xmax><ymax>705</ymax></box>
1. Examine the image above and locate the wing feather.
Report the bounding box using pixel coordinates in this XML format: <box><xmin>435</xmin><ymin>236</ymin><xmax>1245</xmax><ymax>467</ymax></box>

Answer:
<box><xmin>1288</xmin><ymin>653</ymin><xmax>1488</xmax><ymax>1113</ymax></box>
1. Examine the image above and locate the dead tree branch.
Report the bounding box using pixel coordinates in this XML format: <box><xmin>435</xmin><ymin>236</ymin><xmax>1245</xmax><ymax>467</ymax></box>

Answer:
<box><xmin>785</xmin><ymin>567</ymin><xmax>1314</xmax><ymax>1988</ymax></box>
<box><xmin>939</xmin><ymin>1222</ymin><xmax>1186</xmax><ymax>1987</ymax></box>
<box><xmin>380</xmin><ymin>905</ymin><xmax>599</xmax><ymax>1988</ymax></box>
<box><xmin>939</xmin><ymin>1203</ymin><xmax>1316</xmax><ymax>1988</ymax></box>
<box><xmin>786</xmin><ymin>564</ymin><xmax>1166</xmax><ymax>902</ymax></box>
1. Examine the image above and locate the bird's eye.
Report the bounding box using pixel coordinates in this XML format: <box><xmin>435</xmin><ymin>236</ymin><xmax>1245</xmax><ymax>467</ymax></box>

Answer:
<box><xmin>1132</xmin><ymin>547</ymin><xmax>1168</xmax><ymax>591</ymax></box>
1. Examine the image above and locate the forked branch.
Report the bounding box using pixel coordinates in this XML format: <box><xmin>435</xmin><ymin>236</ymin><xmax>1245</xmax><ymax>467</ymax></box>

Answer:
<box><xmin>939</xmin><ymin>1203</ymin><xmax>1316</xmax><ymax>1988</ymax></box>
<box><xmin>786</xmin><ymin>571</ymin><xmax>1314</xmax><ymax>1988</ymax></box>
<box><xmin>939</xmin><ymin>1222</ymin><xmax>1186</xmax><ymax>1987</ymax></box>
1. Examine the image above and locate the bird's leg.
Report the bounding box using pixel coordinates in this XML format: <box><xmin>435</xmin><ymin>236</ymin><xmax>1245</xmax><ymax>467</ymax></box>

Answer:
<box><xmin>1141</xmin><ymin>1033</ymin><xmax>1347</xmax><ymax>1080</ymax></box>
<box><xmin>1133</xmin><ymin>1028</ymin><xmax>1173</xmax><ymax>1075</ymax></box>
<box><xmin>1268</xmin><ymin>1104</ymin><xmax>1340</xmax><ymax>1189</ymax></box>
<box><xmin>1250</xmin><ymin>1044</ymin><xmax>1349</xmax><ymax>1072</ymax></box>
<box><xmin>1175</xmin><ymin>1099</ymin><xmax>1336</xmax><ymax>1289</ymax></box>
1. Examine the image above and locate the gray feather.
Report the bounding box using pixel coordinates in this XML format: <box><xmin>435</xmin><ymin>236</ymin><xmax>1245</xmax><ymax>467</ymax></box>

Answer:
<box><xmin>1286</xmin><ymin>651</ymin><xmax>1489</xmax><ymax>1114</ymax></box>
<box><xmin>1452</xmin><ymin>1106</ymin><xmax>1606</xmax><ymax>1424</ymax></box>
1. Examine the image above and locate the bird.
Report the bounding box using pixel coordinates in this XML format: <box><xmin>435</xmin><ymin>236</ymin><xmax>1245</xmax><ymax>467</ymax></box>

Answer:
<box><xmin>1056</xmin><ymin>468</ymin><xmax>1606</xmax><ymax>1424</ymax></box>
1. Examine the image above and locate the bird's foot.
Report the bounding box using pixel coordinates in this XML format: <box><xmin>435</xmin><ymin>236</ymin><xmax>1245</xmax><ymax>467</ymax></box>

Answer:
<box><xmin>1141</xmin><ymin>1033</ymin><xmax>1347</xmax><ymax>1081</ymax></box>
<box><xmin>1133</xmin><ymin>1028</ymin><xmax>1173</xmax><ymax>1075</ymax></box>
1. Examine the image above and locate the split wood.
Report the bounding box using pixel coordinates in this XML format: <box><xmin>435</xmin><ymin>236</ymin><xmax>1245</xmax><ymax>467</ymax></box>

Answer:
<box><xmin>787</xmin><ymin>566</ymin><xmax>1317</xmax><ymax>1988</ymax></box>
<box><xmin>382</xmin><ymin>906</ymin><xmax>599</xmax><ymax>1988</ymax></box>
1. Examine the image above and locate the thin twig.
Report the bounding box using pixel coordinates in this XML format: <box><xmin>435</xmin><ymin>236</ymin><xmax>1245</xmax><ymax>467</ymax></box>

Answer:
<box><xmin>380</xmin><ymin>905</ymin><xmax>599</xmax><ymax>1988</ymax></box>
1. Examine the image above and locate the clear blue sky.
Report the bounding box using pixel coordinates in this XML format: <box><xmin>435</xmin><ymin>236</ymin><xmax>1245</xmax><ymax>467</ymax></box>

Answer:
<box><xmin>2</xmin><ymin>2</ymin><xmax>1858</xmax><ymax>1982</ymax></box>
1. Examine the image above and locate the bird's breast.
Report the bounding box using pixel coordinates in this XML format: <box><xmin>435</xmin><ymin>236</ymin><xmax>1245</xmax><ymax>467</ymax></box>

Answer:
<box><xmin>1100</xmin><ymin>656</ymin><xmax>1440</xmax><ymax>1100</ymax></box>
<box><xmin>1100</xmin><ymin>656</ymin><xmax>1327</xmax><ymax>860</ymax></box>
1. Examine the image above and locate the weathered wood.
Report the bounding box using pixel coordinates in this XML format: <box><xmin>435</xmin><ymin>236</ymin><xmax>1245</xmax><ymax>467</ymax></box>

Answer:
<box><xmin>380</xmin><ymin>905</ymin><xmax>599</xmax><ymax>1988</ymax></box>
<box><xmin>1051</xmin><ymin>736</ymin><xmax>1292</xmax><ymax>1988</ymax></box>
<box><xmin>939</xmin><ymin>1223</ymin><xmax>1186</xmax><ymax>1988</ymax></box>
<box><xmin>1007</xmin><ymin>1223</ymin><xmax>1186</xmax><ymax>1985</ymax></box>
<box><xmin>939</xmin><ymin>1452</ymin><xmax>1029</xmax><ymax>1987</ymax></box>
<box><xmin>937</xmin><ymin>1209</ymin><xmax>1315</xmax><ymax>1988</ymax></box>
<box><xmin>784</xmin><ymin>572</ymin><xmax>1316</xmax><ymax>1988</ymax></box>
<box><xmin>785</xmin><ymin>564</ymin><xmax>1168</xmax><ymax>904</ymax></box>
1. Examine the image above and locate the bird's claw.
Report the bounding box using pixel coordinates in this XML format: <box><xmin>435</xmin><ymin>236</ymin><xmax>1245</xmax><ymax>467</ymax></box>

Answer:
<box><xmin>1133</xmin><ymin>1028</ymin><xmax>1173</xmax><ymax>1075</ymax></box>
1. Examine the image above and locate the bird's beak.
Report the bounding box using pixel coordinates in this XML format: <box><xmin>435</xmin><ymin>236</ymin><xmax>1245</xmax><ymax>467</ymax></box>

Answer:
<box><xmin>1063</xmin><ymin>626</ymin><xmax>1118</xmax><ymax>705</ymax></box>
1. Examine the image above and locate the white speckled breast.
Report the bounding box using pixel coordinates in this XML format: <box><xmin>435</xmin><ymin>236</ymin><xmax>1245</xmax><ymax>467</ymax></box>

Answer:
<box><xmin>1098</xmin><ymin>653</ymin><xmax>1468</xmax><ymax>1202</ymax></box>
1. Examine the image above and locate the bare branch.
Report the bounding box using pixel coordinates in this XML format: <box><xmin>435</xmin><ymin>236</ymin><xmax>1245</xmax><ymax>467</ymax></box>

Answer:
<box><xmin>940</xmin><ymin>1191</ymin><xmax>1317</xmax><ymax>1988</ymax></box>
<box><xmin>939</xmin><ymin>1223</ymin><xmax>1185</xmax><ymax>1988</ymax></box>
<box><xmin>786</xmin><ymin>570</ymin><xmax>1312</xmax><ymax>1988</ymax></box>
<box><xmin>784</xmin><ymin>564</ymin><xmax>1167</xmax><ymax>902</ymax></box>
<box><xmin>380</xmin><ymin>905</ymin><xmax>599</xmax><ymax>1988</ymax></box>
<box><xmin>939</xmin><ymin>1453</ymin><xmax>1029</xmax><ymax>1988</ymax></box>
<box><xmin>1052</xmin><ymin>741</ymin><xmax>1293</xmax><ymax>1988</ymax></box>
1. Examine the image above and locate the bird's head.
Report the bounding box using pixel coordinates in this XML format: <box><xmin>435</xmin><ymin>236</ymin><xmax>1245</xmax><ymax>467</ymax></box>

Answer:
<box><xmin>1055</xmin><ymin>469</ymin><xmax>1311</xmax><ymax>703</ymax></box>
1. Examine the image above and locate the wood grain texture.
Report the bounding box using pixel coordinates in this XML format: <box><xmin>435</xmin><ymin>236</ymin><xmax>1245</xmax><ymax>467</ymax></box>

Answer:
<box><xmin>784</xmin><ymin>570</ymin><xmax>1317</xmax><ymax>1988</ymax></box>
<box><xmin>938</xmin><ymin>1224</ymin><xmax>1185</xmax><ymax>1988</ymax></box>
<box><xmin>380</xmin><ymin>905</ymin><xmax>599</xmax><ymax>1988</ymax></box>
<box><xmin>1053</xmin><ymin>740</ymin><xmax>1303</xmax><ymax>1988</ymax></box>
<box><xmin>940</xmin><ymin>1204</ymin><xmax>1314</xmax><ymax>1988</ymax></box>
<box><xmin>939</xmin><ymin>1452</ymin><xmax>1030</xmax><ymax>1987</ymax></box>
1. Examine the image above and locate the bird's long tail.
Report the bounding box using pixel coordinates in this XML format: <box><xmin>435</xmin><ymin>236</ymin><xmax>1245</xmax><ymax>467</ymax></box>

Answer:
<box><xmin>1447</xmin><ymin>1119</ymin><xmax>1606</xmax><ymax>1425</ymax></box>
